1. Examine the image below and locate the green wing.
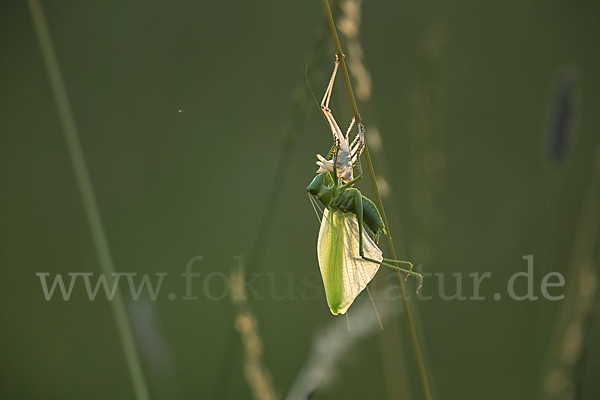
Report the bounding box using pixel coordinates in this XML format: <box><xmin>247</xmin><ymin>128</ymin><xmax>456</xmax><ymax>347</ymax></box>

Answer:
<box><xmin>317</xmin><ymin>208</ymin><xmax>383</xmax><ymax>315</ymax></box>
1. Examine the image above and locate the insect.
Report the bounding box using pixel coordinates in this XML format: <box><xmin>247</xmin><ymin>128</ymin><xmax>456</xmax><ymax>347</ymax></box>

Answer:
<box><xmin>307</xmin><ymin>57</ymin><xmax>423</xmax><ymax>315</ymax></box>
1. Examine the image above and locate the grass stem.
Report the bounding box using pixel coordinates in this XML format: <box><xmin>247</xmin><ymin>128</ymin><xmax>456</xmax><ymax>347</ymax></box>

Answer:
<box><xmin>322</xmin><ymin>1</ymin><xmax>433</xmax><ymax>399</ymax></box>
<box><xmin>27</xmin><ymin>1</ymin><xmax>151</xmax><ymax>399</ymax></box>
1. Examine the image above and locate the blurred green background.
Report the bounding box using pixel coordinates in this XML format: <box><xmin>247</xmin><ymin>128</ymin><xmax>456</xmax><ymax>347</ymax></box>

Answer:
<box><xmin>1</xmin><ymin>0</ymin><xmax>599</xmax><ymax>399</ymax></box>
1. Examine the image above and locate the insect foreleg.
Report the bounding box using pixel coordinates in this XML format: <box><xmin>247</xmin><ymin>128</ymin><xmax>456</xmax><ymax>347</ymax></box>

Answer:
<box><xmin>342</xmin><ymin>139</ymin><xmax>363</xmax><ymax>189</ymax></box>
<box><xmin>332</xmin><ymin>142</ymin><xmax>340</xmax><ymax>184</ymax></box>
<box><xmin>325</xmin><ymin>143</ymin><xmax>336</xmax><ymax>161</ymax></box>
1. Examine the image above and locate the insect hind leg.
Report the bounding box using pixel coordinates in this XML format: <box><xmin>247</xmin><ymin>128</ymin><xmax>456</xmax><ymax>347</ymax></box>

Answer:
<box><xmin>362</xmin><ymin>256</ymin><xmax>424</xmax><ymax>293</ymax></box>
<box><xmin>321</xmin><ymin>56</ymin><xmax>339</xmax><ymax>110</ymax></box>
<box><xmin>349</xmin><ymin>119</ymin><xmax>365</xmax><ymax>165</ymax></box>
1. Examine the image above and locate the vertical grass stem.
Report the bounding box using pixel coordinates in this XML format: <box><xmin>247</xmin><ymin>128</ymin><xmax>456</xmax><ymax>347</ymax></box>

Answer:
<box><xmin>321</xmin><ymin>1</ymin><xmax>433</xmax><ymax>399</ymax></box>
<box><xmin>27</xmin><ymin>1</ymin><xmax>151</xmax><ymax>399</ymax></box>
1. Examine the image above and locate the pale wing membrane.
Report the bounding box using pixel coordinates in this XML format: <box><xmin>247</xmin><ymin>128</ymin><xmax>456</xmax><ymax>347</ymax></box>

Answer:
<box><xmin>341</xmin><ymin>211</ymin><xmax>382</xmax><ymax>313</ymax></box>
<box><xmin>317</xmin><ymin>209</ymin><xmax>382</xmax><ymax>315</ymax></box>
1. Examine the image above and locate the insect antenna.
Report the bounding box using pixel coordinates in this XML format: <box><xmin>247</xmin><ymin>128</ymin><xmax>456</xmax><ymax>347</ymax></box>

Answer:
<box><xmin>307</xmin><ymin>193</ymin><xmax>324</xmax><ymax>224</ymax></box>
<box><xmin>346</xmin><ymin>313</ymin><xmax>351</xmax><ymax>332</ymax></box>
<box><xmin>365</xmin><ymin>285</ymin><xmax>384</xmax><ymax>330</ymax></box>
<box><xmin>305</xmin><ymin>65</ymin><xmax>321</xmax><ymax>110</ymax></box>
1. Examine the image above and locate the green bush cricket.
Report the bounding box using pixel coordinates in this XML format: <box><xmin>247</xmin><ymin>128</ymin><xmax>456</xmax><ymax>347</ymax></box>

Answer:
<box><xmin>307</xmin><ymin>58</ymin><xmax>423</xmax><ymax>315</ymax></box>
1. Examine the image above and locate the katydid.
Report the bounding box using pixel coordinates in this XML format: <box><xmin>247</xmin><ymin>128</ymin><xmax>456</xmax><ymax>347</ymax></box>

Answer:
<box><xmin>307</xmin><ymin>59</ymin><xmax>423</xmax><ymax>315</ymax></box>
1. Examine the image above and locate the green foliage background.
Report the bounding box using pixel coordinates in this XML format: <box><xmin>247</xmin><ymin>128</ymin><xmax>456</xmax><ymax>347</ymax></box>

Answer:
<box><xmin>1</xmin><ymin>1</ymin><xmax>599</xmax><ymax>399</ymax></box>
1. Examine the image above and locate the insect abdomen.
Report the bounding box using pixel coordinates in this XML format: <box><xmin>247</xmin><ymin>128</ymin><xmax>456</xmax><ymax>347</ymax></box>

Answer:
<box><xmin>362</xmin><ymin>196</ymin><xmax>385</xmax><ymax>235</ymax></box>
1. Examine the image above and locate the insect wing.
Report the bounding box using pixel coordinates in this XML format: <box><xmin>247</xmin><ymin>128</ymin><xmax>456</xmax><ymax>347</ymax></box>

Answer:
<box><xmin>317</xmin><ymin>209</ymin><xmax>382</xmax><ymax>315</ymax></box>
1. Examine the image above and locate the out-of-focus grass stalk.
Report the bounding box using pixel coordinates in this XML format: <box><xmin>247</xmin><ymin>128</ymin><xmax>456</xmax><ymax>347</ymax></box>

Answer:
<box><xmin>538</xmin><ymin>66</ymin><xmax>580</xmax><ymax>398</ymax></box>
<box><xmin>26</xmin><ymin>1</ymin><xmax>151</xmax><ymax>399</ymax></box>
<box><xmin>336</xmin><ymin>2</ymin><xmax>444</xmax><ymax>399</ymax></box>
<box><xmin>231</xmin><ymin>269</ymin><xmax>278</xmax><ymax>400</ymax></box>
<box><xmin>538</xmin><ymin>166</ymin><xmax>562</xmax><ymax>393</ymax></box>
<box><xmin>542</xmin><ymin>140</ymin><xmax>600</xmax><ymax>400</ymax></box>
<box><xmin>408</xmin><ymin>22</ymin><xmax>446</xmax><ymax>268</ymax></box>
<box><xmin>285</xmin><ymin>293</ymin><xmax>400</xmax><ymax>400</ymax></box>
<box><xmin>322</xmin><ymin>2</ymin><xmax>433</xmax><ymax>399</ymax></box>
<box><xmin>405</xmin><ymin>22</ymin><xmax>446</xmax><ymax>400</ymax></box>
